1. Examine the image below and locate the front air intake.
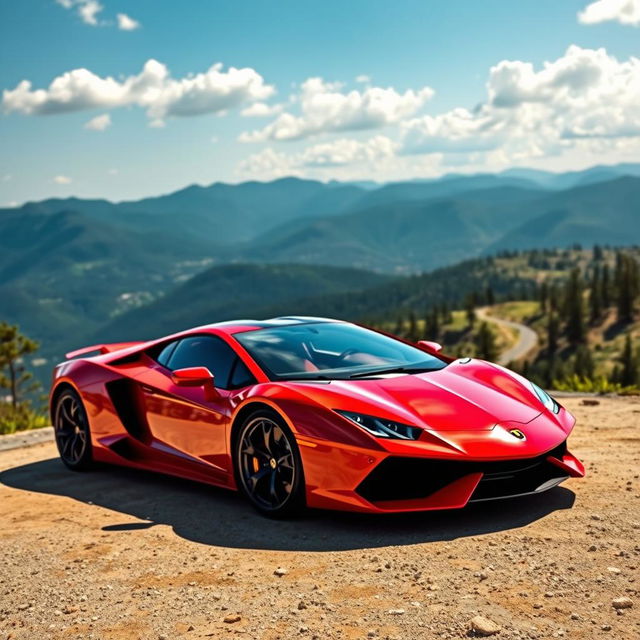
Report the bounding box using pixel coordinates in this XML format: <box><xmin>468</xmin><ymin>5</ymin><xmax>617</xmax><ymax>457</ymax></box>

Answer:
<box><xmin>356</xmin><ymin>442</ymin><xmax>568</xmax><ymax>504</ymax></box>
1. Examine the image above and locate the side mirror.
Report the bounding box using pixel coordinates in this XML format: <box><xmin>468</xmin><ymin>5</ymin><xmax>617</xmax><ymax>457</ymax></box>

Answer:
<box><xmin>418</xmin><ymin>340</ymin><xmax>443</xmax><ymax>353</ymax></box>
<box><xmin>171</xmin><ymin>366</ymin><xmax>214</xmax><ymax>387</ymax></box>
<box><xmin>171</xmin><ymin>367</ymin><xmax>218</xmax><ymax>400</ymax></box>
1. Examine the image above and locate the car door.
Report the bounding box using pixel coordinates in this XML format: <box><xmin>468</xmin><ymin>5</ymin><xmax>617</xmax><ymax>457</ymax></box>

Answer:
<box><xmin>136</xmin><ymin>335</ymin><xmax>251</xmax><ymax>481</ymax></box>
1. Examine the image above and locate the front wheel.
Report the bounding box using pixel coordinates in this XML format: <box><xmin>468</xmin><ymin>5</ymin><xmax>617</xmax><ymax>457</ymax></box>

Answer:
<box><xmin>53</xmin><ymin>388</ymin><xmax>94</xmax><ymax>471</ymax></box>
<box><xmin>235</xmin><ymin>410</ymin><xmax>305</xmax><ymax>518</ymax></box>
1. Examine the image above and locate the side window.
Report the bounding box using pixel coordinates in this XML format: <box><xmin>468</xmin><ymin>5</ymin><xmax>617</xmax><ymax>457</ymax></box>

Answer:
<box><xmin>166</xmin><ymin>336</ymin><xmax>238</xmax><ymax>390</ymax></box>
<box><xmin>229</xmin><ymin>358</ymin><xmax>256</xmax><ymax>389</ymax></box>
<box><xmin>153</xmin><ymin>341</ymin><xmax>179</xmax><ymax>368</ymax></box>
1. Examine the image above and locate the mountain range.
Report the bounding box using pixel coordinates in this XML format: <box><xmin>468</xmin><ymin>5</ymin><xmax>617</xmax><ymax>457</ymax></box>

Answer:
<box><xmin>1</xmin><ymin>162</ymin><xmax>639</xmax><ymax>373</ymax></box>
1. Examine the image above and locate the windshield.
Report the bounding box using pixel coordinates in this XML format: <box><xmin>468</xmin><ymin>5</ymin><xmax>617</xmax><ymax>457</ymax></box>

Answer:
<box><xmin>234</xmin><ymin>322</ymin><xmax>447</xmax><ymax>380</ymax></box>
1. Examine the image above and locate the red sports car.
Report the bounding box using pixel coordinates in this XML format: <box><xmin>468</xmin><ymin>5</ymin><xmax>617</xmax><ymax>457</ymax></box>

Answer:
<box><xmin>50</xmin><ymin>316</ymin><xmax>584</xmax><ymax>517</ymax></box>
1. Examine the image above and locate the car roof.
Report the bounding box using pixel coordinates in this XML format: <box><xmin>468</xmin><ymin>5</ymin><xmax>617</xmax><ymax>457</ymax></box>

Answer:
<box><xmin>64</xmin><ymin>317</ymin><xmax>347</xmax><ymax>365</ymax></box>
<box><xmin>191</xmin><ymin>316</ymin><xmax>344</xmax><ymax>336</ymax></box>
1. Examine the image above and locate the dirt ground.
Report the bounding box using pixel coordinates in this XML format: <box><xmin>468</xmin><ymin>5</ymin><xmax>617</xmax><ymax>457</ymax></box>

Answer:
<box><xmin>0</xmin><ymin>397</ymin><xmax>638</xmax><ymax>640</ymax></box>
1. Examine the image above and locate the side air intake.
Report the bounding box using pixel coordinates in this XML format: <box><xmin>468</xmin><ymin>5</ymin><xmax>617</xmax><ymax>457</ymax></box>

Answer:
<box><xmin>105</xmin><ymin>379</ymin><xmax>150</xmax><ymax>443</ymax></box>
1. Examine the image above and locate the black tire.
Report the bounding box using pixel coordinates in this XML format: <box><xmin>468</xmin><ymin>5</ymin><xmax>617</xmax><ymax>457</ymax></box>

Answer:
<box><xmin>53</xmin><ymin>388</ymin><xmax>94</xmax><ymax>471</ymax></box>
<box><xmin>234</xmin><ymin>409</ymin><xmax>305</xmax><ymax>518</ymax></box>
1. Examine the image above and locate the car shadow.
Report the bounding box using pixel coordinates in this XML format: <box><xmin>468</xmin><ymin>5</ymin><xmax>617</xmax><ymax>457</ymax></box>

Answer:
<box><xmin>0</xmin><ymin>458</ymin><xmax>576</xmax><ymax>552</ymax></box>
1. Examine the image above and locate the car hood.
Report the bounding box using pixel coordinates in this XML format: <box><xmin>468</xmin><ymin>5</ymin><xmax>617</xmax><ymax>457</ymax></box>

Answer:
<box><xmin>309</xmin><ymin>359</ymin><xmax>542</xmax><ymax>431</ymax></box>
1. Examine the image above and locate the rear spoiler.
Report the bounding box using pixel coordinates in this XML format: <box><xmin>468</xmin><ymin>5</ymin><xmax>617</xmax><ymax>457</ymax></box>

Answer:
<box><xmin>65</xmin><ymin>342</ymin><xmax>144</xmax><ymax>360</ymax></box>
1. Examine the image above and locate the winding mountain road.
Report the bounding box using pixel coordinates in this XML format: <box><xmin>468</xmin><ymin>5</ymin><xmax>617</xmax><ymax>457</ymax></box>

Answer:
<box><xmin>476</xmin><ymin>306</ymin><xmax>539</xmax><ymax>365</ymax></box>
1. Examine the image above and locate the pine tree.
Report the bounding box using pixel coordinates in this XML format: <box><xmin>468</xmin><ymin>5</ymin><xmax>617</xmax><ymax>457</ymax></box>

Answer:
<box><xmin>610</xmin><ymin>364</ymin><xmax>621</xmax><ymax>385</ymax></box>
<box><xmin>573</xmin><ymin>345</ymin><xmax>595</xmax><ymax>379</ymax></box>
<box><xmin>441</xmin><ymin>302</ymin><xmax>452</xmax><ymax>325</ymax></box>
<box><xmin>616</xmin><ymin>254</ymin><xmax>629</xmax><ymax>322</ymax></box>
<box><xmin>616</xmin><ymin>254</ymin><xmax>638</xmax><ymax>323</ymax></box>
<box><xmin>407</xmin><ymin>310</ymin><xmax>419</xmax><ymax>343</ymax></box>
<box><xmin>539</xmin><ymin>281</ymin><xmax>548</xmax><ymax>313</ymax></box>
<box><xmin>589</xmin><ymin>264</ymin><xmax>602</xmax><ymax>323</ymax></box>
<box><xmin>564</xmin><ymin>268</ymin><xmax>585</xmax><ymax>345</ymax></box>
<box><xmin>465</xmin><ymin>294</ymin><xmax>476</xmax><ymax>328</ymax></box>
<box><xmin>485</xmin><ymin>285</ymin><xmax>495</xmax><ymax>306</ymax></box>
<box><xmin>547</xmin><ymin>355</ymin><xmax>566</xmax><ymax>388</ymax></box>
<box><xmin>393</xmin><ymin>315</ymin><xmax>404</xmax><ymax>337</ymax></box>
<box><xmin>620</xmin><ymin>333</ymin><xmax>638</xmax><ymax>387</ymax></box>
<box><xmin>0</xmin><ymin>323</ymin><xmax>40</xmax><ymax>411</ymax></box>
<box><xmin>614</xmin><ymin>250</ymin><xmax>624</xmax><ymax>289</ymax></box>
<box><xmin>548</xmin><ymin>283</ymin><xmax>558</xmax><ymax>312</ymax></box>
<box><xmin>475</xmin><ymin>322</ymin><xmax>499</xmax><ymax>361</ymax></box>
<box><xmin>425</xmin><ymin>308</ymin><xmax>439</xmax><ymax>339</ymax></box>
<box><xmin>547</xmin><ymin>312</ymin><xmax>559</xmax><ymax>357</ymax></box>
<box><xmin>601</xmin><ymin>263</ymin><xmax>611</xmax><ymax>308</ymax></box>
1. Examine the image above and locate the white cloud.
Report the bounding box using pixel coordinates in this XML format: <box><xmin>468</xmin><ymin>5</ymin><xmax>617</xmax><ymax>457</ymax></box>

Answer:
<box><xmin>238</xmin><ymin>136</ymin><xmax>398</xmax><ymax>178</ymax></box>
<box><xmin>237</xmin><ymin>137</ymin><xmax>443</xmax><ymax>182</ymax></box>
<box><xmin>401</xmin><ymin>108</ymin><xmax>507</xmax><ymax>154</ymax></box>
<box><xmin>2</xmin><ymin>60</ymin><xmax>274</xmax><ymax>125</ymax></box>
<box><xmin>238</xmin><ymin>148</ymin><xmax>295</xmax><ymax>179</ymax></box>
<box><xmin>107</xmin><ymin>168</ymin><xmax>118</xmax><ymax>175</ymax></box>
<box><xmin>239</xmin><ymin>78</ymin><xmax>434</xmax><ymax>142</ymax></box>
<box><xmin>298</xmin><ymin>136</ymin><xmax>398</xmax><ymax>167</ymax></box>
<box><xmin>355</xmin><ymin>75</ymin><xmax>371</xmax><ymax>84</ymax></box>
<box><xmin>116</xmin><ymin>13</ymin><xmax>140</xmax><ymax>30</ymax></box>
<box><xmin>240</xmin><ymin>102</ymin><xmax>284</xmax><ymax>117</ymax></box>
<box><xmin>78</xmin><ymin>0</ymin><xmax>102</xmax><ymax>25</ymax></box>
<box><xmin>56</xmin><ymin>0</ymin><xmax>104</xmax><ymax>26</ymax></box>
<box><xmin>84</xmin><ymin>113</ymin><xmax>111</xmax><ymax>130</ymax></box>
<box><xmin>239</xmin><ymin>45</ymin><xmax>640</xmax><ymax>180</ymax></box>
<box><xmin>52</xmin><ymin>175</ymin><xmax>72</xmax><ymax>184</ymax></box>
<box><xmin>401</xmin><ymin>46</ymin><xmax>640</xmax><ymax>159</ymax></box>
<box><xmin>56</xmin><ymin>1</ymin><xmax>142</xmax><ymax>30</ymax></box>
<box><xmin>578</xmin><ymin>0</ymin><xmax>640</xmax><ymax>26</ymax></box>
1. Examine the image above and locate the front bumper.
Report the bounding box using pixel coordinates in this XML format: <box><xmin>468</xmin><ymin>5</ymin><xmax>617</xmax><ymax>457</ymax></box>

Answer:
<box><xmin>299</xmin><ymin>437</ymin><xmax>585</xmax><ymax>513</ymax></box>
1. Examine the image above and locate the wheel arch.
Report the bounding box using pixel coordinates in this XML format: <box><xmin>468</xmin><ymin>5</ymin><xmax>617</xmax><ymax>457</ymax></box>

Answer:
<box><xmin>230</xmin><ymin>400</ymin><xmax>292</xmax><ymax>454</ymax></box>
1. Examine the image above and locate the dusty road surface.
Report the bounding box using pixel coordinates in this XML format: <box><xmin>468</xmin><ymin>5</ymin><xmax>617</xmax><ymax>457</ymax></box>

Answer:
<box><xmin>1</xmin><ymin>397</ymin><xmax>638</xmax><ymax>640</ymax></box>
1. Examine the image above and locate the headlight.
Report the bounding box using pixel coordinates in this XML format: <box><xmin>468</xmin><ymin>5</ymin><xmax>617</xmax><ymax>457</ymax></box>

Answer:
<box><xmin>530</xmin><ymin>382</ymin><xmax>560</xmax><ymax>414</ymax></box>
<box><xmin>335</xmin><ymin>410</ymin><xmax>422</xmax><ymax>440</ymax></box>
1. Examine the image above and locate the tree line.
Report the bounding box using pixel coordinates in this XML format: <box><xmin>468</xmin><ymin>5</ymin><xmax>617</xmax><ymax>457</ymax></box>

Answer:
<box><xmin>378</xmin><ymin>247</ymin><xmax>640</xmax><ymax>391</ymax></box>
<box><xmin>527</xmin><ymin>249</ymin><xmax>639</xmax><ymax>390</ymax></box>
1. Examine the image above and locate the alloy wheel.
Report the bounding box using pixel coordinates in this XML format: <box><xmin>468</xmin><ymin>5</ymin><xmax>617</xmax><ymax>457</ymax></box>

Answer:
<box><xmin>238</xmin><ymin>417</ymin><xmax>296</xmax><ymax>511</ymax></box>
<box><xmin>54</xmin><ymin>393</ymin><xmax>89</xmax><ymax>466</ymax></box>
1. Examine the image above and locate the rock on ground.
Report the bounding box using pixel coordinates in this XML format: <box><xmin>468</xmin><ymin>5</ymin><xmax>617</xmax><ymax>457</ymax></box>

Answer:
<box><xmin>470</xmin><ymin>615</ymin><xmax>501</xmax><ymax>636</ymax></box>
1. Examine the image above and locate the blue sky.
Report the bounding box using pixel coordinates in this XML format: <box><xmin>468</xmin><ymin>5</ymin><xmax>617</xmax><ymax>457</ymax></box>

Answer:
<box><xmin>1</xmin><ymin>0</ymin><xmax>639</xmax><ymax>204</ymax></box>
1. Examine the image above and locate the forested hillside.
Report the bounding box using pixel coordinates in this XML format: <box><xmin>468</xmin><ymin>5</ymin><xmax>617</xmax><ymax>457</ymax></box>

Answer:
<box><xmin>1</xmin><ymin>166</ymin><xmax>639</xmax><ymax>398</ymax></box>
<box><xmin>383</xmin><ymin>247</ymin><xmax>640</xmax><ymax>392</ymax></box>
<box><xmin>92</xmin><ymin>264</ymin><xmax>390</xmax><ymax>343</ymax></box>
<box><xmin>87</xmin><ymin>247</ymin><xmax>640</xmax><ymax>392</ymax></box>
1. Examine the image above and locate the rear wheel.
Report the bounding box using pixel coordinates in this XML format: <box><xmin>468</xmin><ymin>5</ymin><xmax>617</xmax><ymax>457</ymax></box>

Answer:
<box><xmin>54</xmin><ymin>389</ymin><xmax>93</xmax><ymax>470</ymax></box>
<box><xmin>235</xmin><ymin>410</ymin><xmax>305</xmax><ymax>517</ymax></box>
